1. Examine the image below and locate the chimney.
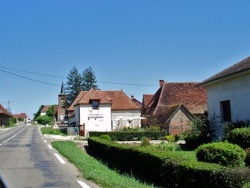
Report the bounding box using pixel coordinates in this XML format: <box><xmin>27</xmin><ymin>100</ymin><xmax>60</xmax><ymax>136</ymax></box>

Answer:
<box><xmin>159</xmin><ymin>80</ymin><xmax>165</xmax><ymax>87</ymax></box>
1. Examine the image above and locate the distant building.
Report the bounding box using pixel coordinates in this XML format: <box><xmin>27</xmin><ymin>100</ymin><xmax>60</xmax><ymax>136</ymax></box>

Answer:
<box><xmin>0</xmin><ymin>104</ymin><xmax>12</xmax><ymax>126</ymax></box>
<box><xmin>12</xmin><ymin>113</ymin><xmax>28</xmax><ymax>123</ymax></box>
<box><xmin>39</xmin><ymin>82</ymin><xmax>66</xmax><ymax>122</ymax></box>
<box><xmin>67</xmin><ymin>88</ymin><xmax>141</xmax><ymax>137</ymax></box>
<box><xmin>142</xmin><ymin>80</ymin><xmax>207</xmax><ymax>135</ymax></box>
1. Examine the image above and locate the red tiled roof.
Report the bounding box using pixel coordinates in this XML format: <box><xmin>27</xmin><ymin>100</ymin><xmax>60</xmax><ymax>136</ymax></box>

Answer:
<box><xmin>201</xmin><ymin>56</ymin><xmax>250</xmax><ymax>85</ymax></box>
<box><xmin>146</xmin><ymin>82</ymin><xmax>207</xmax><ymax>116</ymax></box>
<box><xmin>41</xmin><ymin>105</ymin><xmax>58</xmax><ymax>115</ymax></box>
<box><xmin>12</xmin><ymin>113</ymin><xmax>28</xmax><ymax>119</ymax></box>
<box><xmin>0</xmin><ymin>104</ymin><xmax>12</xmax><ymax>117</ymax></box>
<box><xmin>67</xmin><ymin>91</ymin><xmax>88</xmax><ymax>111</ymax></box>
<box><xmin>142</xmin><ymin>94</ymin><xmax>153</xmax><ymax>109</ymax></box>
<box><xmin>71</xmin><ymin>88</ymin><xmax>140</xmax><ymax>110</ymax></box>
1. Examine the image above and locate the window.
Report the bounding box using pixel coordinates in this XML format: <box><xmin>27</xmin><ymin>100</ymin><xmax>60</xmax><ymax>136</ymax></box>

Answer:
<box><xmin>92</xmin><ymin>100</ymin><xmax>99</xmax><ymax>109</ymax></box>
<box><xmin>220</xmin><ymin>100</ymin><xmax>231</xmax><ymax>122</ymax></box>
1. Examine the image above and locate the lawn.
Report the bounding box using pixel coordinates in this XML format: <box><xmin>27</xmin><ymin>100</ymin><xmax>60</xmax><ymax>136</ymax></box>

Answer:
<box><xmin>52</xmin><ymin>141</ymin><xmax>153</xmax><ymax>188</ymax></box>
<box><xmin>41</xmin><ymin>127</ymin><xmax>67</xmax><ymax>135</ymax></box>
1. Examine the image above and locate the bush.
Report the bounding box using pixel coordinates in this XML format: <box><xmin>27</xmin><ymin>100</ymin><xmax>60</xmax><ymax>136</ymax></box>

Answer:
<box><xmin>140</xmin><ymin>137</ymin><xmax>150</xmax><ymax>147</ymax></box>
<box><xmin>224</xmin><ymin>120</ymin><xmax>250</xmax><ymax>137</ymax></box>
<box><xmin>165</xmin><ymin>135</ymin><xmax>175</xmax><ymax>142</ymax></box>
<box><xmin>245</xmin><ymin>148</ymin><xmax>250</xmax><ymax>166</ymax></box>
<box><xmin>227</xmin><ymin>128</ymin><xmax>250</xmax><ymax>149</ymax></box>
<box><xmin>154</xmin><ymin>141</ymin><xmax>181</xmax><ymax>151</ymax></box>
<box><xmin>184</xmin><ymin>132</ymin><xmax>211</xmax><ymax>150</ymax></box>
<box><xmin>196</xmin><ymin>142</ymin><xmax>246</xmax><ymax>167</ymax></box>
<box><xmin>89</xmin><ymin>131</ymin><xmax>167</xmax><ymax>141</ymax></box>
<box><xmin>88</xmin><ymin>137</ymin><xmax>250</xmax><ymax>187</ymax></box>
<box><xmin>100</xmin><ymin>134</ymin><xmax>111</xmax><ymax>141</ymax></box>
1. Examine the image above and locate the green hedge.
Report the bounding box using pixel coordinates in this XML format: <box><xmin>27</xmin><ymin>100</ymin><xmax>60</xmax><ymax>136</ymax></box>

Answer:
<box><xmin>89</xmin><ymin>131</ymin><xmax>166</xmax><ymax>141</ymax></box>
<box><xmin>88</xmin><ymin>137</ymin><xmax>250</xmax><ymax>187</ymax></box>
<box><xmin>227</xmin><ymin>128</ymin><xmax>250</xmax><ymax>149</ymax></box>
<box><xmin>196</xmin><ymin>142</ymin><xmax>246</xmax><ymax>167</ymax></box>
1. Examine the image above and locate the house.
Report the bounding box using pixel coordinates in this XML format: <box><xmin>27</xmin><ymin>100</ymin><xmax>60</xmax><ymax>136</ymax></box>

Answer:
<box><xmin>38</xmin><ymin>82</ymin><xmax>66</xmax><ymax>122</ymax></box>
<box><xmin>131</xmin><ymin>95</ymin><xmax>142</xmax><ymax>108</ymax></box>
<box><xmin>142</xmin><ymin>80</ymin><xmax>207</xmax><ymax>135</ymax></box>
<box><xmin>40</xmin><ymin>105</ymin><xmax>58</xmax><ymax>120</ymax></box>
<box><xmin>200</xmin><ymin>56</ymin><xmax>250</xmax><ymax>139</ymax></box>
<box><xmin>0</xmin><ymin>104</ymin><xmax>12</xmax><ymax>127</ymax></box>
<box><xmin>12</xmin><ymin>113</ymin><xmax>28</xmax><ymax>123</ymax></box>
<box><xmin>67</xmin><ymin>88</ymin><xmax>141</xmax><ymax>137</ymax></box>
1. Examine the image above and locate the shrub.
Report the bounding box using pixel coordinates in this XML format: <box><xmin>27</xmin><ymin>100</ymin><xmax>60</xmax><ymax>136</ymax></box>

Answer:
<box><xmin>165</xmin><ymin>135</ymin><xmax>175</xmax><ymax>142</ymax></box>
<box><xmin>224</xmin><ymin>120</ymin><xmax>250</xmax><ymax>137</ymax></box>
<box><xmin>88</xmin><ymin>137</ymin><xmax>250</xmax><ymax>187</ymax></box>
<box><xmin>245</xmin><ymin>148</ymin><xmax>250</xmax><ymax>167</ymax></box>
<box><xmin>184</xmin><ymin>132</ymin><xmax>211</xmax><ymax>150</ymax></box>
<box><xmin>227</xmin><ymin>128</ymin><xmax>250</xmax><ymax>149</ymax></box>
<box><xmin>196</xmin><ymin>142</ymin><xmax>246</xmax><ymax>167</ymax></box>
<box><xmin>140</xmin><ymin>137</ymin><xmax>150</xmax><ymax>147</ymax></box>
<box><xmin>154</xmin><ymin>141</ymin><xmax>181</xmax><ymax>151</ymax></box>
<box><xmin>100</xmin><ymin>134</ymin><xmax>111</xmax><ymax>141</ymax></box>
<box><xmin>89</xmin><ymin>131</ymin><xmax>166</xmax><ymax>141</ymax></box>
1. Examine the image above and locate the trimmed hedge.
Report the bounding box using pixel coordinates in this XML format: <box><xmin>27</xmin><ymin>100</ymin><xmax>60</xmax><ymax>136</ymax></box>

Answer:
<box><xmin>227</xmin><ymin>128</ymin><xmax>250</xmax><ymax>149</ymax></box>
<box><xmin>196</xmin><ymin>142</ymin><xmax>246</xmax><ymax>167</ymax></box>
<box><xmin>88</xmin><ymin>137</ymin><xmax>250</xmax><ymax>187</ymax></box>
<box><xmin>89</xmin><ymin>131</ymin><xmax>166</xmax><ymax>141</ymax></box>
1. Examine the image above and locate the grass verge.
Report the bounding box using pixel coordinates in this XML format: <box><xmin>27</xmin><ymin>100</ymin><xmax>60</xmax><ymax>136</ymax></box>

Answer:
<box><xmin>41</xmin><ymin>127</ymin><xmax>67</xmax><ymax>135</ymax></box>
<box><xmin>52</xmin><ymin>141</ymin><xmax>153</xmax><ymax>188</ymax></box>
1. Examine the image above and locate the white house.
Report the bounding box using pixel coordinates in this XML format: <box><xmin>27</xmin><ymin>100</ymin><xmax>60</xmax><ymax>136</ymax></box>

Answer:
<box><xmin>201</xmin><ymin>56</ymin><xmax>250</xmax><ymax>139</ymax></box>
<box><xmin>67</xmin><ymin>88</ymin><xmax>141</xmax><ymax>137</ymax></box>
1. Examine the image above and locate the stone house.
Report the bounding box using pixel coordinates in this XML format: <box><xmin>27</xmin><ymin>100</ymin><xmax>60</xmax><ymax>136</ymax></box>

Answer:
<box><xmin>200</xmin><ymin>56</ymin><xmax>250</xmax><ymax>139</ymax></box>
<box><xmin>142</xmin><ymin>80</ymin><xmax>207</xmax><ymax>135</ymax></box>
<box><xmin>67</xmin><ymin>88</ymin><xmax>141</xmax><ymax>137</ymax></box>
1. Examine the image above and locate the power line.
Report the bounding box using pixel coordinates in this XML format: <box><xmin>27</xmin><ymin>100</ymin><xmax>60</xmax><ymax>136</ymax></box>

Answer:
<box><xmin>0</xmin><ymin>69</ymin><xmax>60</xmax><ymax>87</ymax></box>
<box><xmin>0</xmin><ymin>67</ymin><xmax>158</xmax><ymax>87</ymax></box>
<box><xmin>0</xmin><ymin>66</ymin><xmax>63</xmax><ymax>78</ymax></box>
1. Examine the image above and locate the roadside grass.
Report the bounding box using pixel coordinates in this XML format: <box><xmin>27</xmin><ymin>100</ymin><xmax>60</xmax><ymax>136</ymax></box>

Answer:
<box><xmin>52</xmin><ymin>141</ymin><xmax>153</xmax><ymax>188</ymax></box>
<box><xmin>41</xmin><ymin>127</ymin><xmax>67</xmax><ymax>136</ymax></box>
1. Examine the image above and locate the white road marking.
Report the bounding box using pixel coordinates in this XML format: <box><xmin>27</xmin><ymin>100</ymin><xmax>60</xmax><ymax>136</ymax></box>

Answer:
<box><xmin>48</xmin><ymin>145</ymin><xmax>52</xmax><ymax>149</ymax></box>
<box><xmin>44</xmin><ymin>140</ymin><xmax>47</xmax><ymax>143</ymax></box>
<box><xmin>0</xmin><ymin>126</ymin><xmax>28</xmax><ymax>146</ymax></box>
<box><xmin>54</xmin><ymin>153</ymin><xmax>66</xmax><ymax>164</ymax></box>
<box><xmin>76</xmin><ymin>180</ymin><xmax>90</xmax><ymax>188</ymax></box>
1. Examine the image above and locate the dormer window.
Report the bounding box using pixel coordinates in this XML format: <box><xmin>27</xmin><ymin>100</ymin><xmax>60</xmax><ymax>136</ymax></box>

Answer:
<box><xmin>92</xmin><ymin>100</ymin><xmax>99</xmax><ymax>109</ymax></box>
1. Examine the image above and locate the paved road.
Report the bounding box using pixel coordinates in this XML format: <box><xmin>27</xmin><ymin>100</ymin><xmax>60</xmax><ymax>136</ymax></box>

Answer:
<box><xmin>0</xmin><ymin>124</ymin><xmax>83</xmax><ymax>188</ymax></box>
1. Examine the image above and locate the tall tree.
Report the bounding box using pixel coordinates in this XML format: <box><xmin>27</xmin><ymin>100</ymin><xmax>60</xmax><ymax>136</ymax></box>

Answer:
<box><xmin>65</xmin><ymin>66</ymin><xmax>83</xmax><ymax>108</ymax></box>
<box><xmin>82</xmin><ymin>67</ymin><xmax>98</xmax><ymax>90</ymax></box>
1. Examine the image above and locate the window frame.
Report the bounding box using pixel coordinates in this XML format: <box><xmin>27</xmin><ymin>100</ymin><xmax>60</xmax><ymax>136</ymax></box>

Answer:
<box><xmin>92</xmin><ymin>100</ymin><xmax>100</xmax><ymax>109</ymax></box>
<box><xmin>220</xmin><ymin>100</ymin><xmax>231</xmax><ymax>122</ymax></box>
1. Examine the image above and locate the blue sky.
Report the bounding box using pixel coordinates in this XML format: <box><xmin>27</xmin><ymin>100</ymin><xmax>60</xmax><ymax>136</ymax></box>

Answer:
<box><xmin>1</xmin><ymin>1</ymin><xmax>250</xmax><ymax>118</ymax></box>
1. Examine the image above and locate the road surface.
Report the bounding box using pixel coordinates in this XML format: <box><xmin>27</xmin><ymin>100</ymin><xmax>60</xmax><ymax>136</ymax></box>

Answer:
<box><xmin>0</xmin><ymin>124</ymin><xmax>85</xmax><ymax>188</ymax></box>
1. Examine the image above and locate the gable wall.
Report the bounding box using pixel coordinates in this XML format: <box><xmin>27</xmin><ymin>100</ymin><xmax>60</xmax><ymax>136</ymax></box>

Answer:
<box><xmin>79</xmin><ymin>104</ymin><xmax>112</xmax><ymax>136</ymax></box>
<box><xmin>207</xmin><ymin>73</ymin><xmax>250</xmax><ymax>122</ymax></box>
<box><xmin>169</xmin><ymin>109</ymin><xmax>191</xmax><ymax>135</ymax></box>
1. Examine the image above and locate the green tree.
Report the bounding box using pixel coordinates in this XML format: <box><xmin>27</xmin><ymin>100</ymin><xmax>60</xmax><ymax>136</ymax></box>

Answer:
<box><xmin>35</xmin><ymin>115</ymin><xmax>51</xmax><ymax>125</ymax></box>
<box><xmin>65</xmin><ymin>66</ymin><xmax>83</xmax><ymax>108</ymax></box>
<box><xmin>33</xmin><ymin>105</ymin><xmax>44</xmax><ymax>120</ymax></box>
<box><xmin>46</xmin><ymin>105</ymin><xmax>55</xmax><ymax>118</ymax></box>
<box><xmin>82</xmin><ymin>67</ymin><xmax>98</xmax><ymax>90</ymax></box>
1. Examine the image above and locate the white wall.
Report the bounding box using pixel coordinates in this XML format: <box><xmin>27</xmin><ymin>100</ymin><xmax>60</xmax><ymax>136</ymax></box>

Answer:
<box><xmin>207</xmin><ymin>73</ymin><xmax>250</xmax><ymax>138</ymax></box>
<box><xmin>79</xmin><ymin>104</ymin><xmax>112</xmax><ymax>136</ymax></box>
<box><xmin>207</xmin><ymin>73</ymin><xmax>250</xmax><ymax>121</ymax></box>
<box><xmin>112</xmin><ymin>110</ymin><xmax>141</xmax><ymax>130</ymax></box>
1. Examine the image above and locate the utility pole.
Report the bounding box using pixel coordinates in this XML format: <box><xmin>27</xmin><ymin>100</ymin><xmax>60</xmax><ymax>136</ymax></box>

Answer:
<box><xmin>7</xmin><ymin>100</ymin><xmax>11</xmax><ymax>113</ymax></box>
